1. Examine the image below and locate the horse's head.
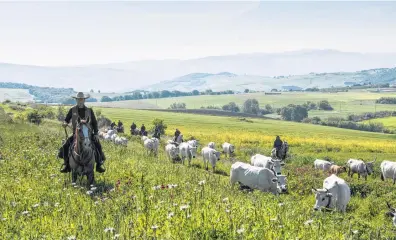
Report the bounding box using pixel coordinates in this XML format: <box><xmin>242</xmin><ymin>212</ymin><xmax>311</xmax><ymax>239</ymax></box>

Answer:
<box><xmin>76</xmin><ymin>117</ymin><xmax>92</xmax><ymax>150</ymax></box>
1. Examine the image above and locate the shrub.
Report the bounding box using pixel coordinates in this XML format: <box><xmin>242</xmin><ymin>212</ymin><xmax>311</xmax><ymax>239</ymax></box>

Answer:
<box><xmin>169</xmin><ymin>103</ymin><xmax>186</xmax><ymax>109</ymax></box>
<box><xmin>318</xmin><ymin>100</ymin><xmax>333</xmax><ymax>110</ymax></box>
<box><xmin>151</xmin><ymin>118</ymin><xmax>167</xmax><ymax>134</ymax></box>
<box><xmin>243</xmin><ymin>99</ymin><xmax>260</xmax><ymax>115</ymax></box>
<box><xmin>222</xmin><ymin>102</ymin><xmax>240</xmax><ymax>112</ymax></box>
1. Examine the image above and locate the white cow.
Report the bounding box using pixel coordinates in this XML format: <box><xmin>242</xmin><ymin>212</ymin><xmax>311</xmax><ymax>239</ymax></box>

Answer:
<box><xmin>201</xmin><ymin>147</ymin><xmax>221</xmax><ymax>172</ymax></box>
<box><xmin>179</xmin><ymin>142</ymin><xmax>198</xmax><ymax>166</ymax></box>
<box><xmin>141</xmin><ymin>136</ymin><xmax>149</xmax><ymax>142</ymax></box>
<box><xmin>250</xmin><ymin>154</ymin><xmax>284</xmax><ymax>175</ymax></box>
<box><xmin>110</xmin><ymin>134</ymin><xmax>118</xmax><ymax>142</ymax></box>
<box><xmin>381</xmin><ymin>160</ymin><xmax>396</xmax><ymax>184</ymax></box>
<box><xmin>230</xmin><ymin>162</ymin><xmax>279</xmax><ymax>195</ymax></box>
<box><xmin>346</xmin><ymin>158</ymin><xmax>375</xmax><ymax>180</ymax></box>
<box><xmin>144</xmin><ymin>138</ymin><xmax>159</xmax><ymax>156</ymax></box>
<box><xmin>165</xmin><ymin>144</ymin><xmax>180</xmax><ymax>162</ymax></box>
<box><xmin>222</xmin><ymin>142</ymin><xmax>235</xmax><ymax>158</ymax></box>
<box><xmin>276</xmin><ymin>174</ymin><xmax>288</xmax><ymax>193</ymax></box>
<box><xmin>386</xmin><ymin>202</ymin><xmax>396</xmax><ymax>227</ymax></box>
<box><xmin>107</xmin><ymin>129</ymin><xmax>116</xmax><ymax>136</ymax></box>
<box><xmin>314</xmin><ymin>159</ymin><xmax>334</xmax><ymax>171</ymax></box>
<box><xmin>115</xmin><ymin>136</ymin><xmax>128</xmax><ymax>146</ymax></box>
<box><xmin>312</xmin><ymin>174</ymin><xmax>350</xmax><ymax>213</ymax></box>
<box><xmin>208</xmin><ymin>142</ymin><xmax>216</xmax><ymax>149</ymax></box>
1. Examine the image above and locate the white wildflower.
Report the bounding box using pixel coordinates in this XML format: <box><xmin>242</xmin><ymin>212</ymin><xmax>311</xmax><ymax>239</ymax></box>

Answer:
<box><xmin>113</xmin><ymin>234</ymin><xmax>121</xmax><ymax>239</ymax></box>
<box><xmin>168</xmin><ymin>184</ymin><xmax>178</xmax><ymax>189</ymax></box>
<box><xmin>180</xmin><ymin>205</ymin><xmax>189</xmax><ymax>211</ymax></box>
<box><xmin>187</xmin><ymin>214</ymin><xmax>192</xmax><ymax>218</ymax></box>
<box><xmin>222</xmin><ymin>197</ymin><xmax>229</xmax><ymax>203</ymax></box>
<box><xmin>270</xmin><ymin>218</ymin><xmax>277</xmax><ymax>222</ymax></box>
<box><xmin>152</xmin><ymin>185</ymin><xmax>161</xmax><ymax>190</ymax></box>
<box><xmin>32</xmin><ymin>203</ymin><xmax>40</xmax><ymax>208</ymax></box>
<box><xmin>104</xmin><ymin>227</ymin><xmax>115</xmax><ymax>233</ymax></box>
<box><xmin>109</xmin><ymin>188</ymin><xmax>115</xmax><ymax>192</ymax></box>
<box><xmin>278</xmin><ymin>203</ymin><xmax>285</xmax><ymax>207</ymax></box>
<box><xmin>225</xmin><ymin>209</ymin><xmax>231</xmax><ymax>213</ymax></box>
<box><xmin>67</xmin><ymin>236</ymin><xmax>76</xmax><ymax>240</ymax></box>
<box><xmin>90</xmin><ymin>187</ymin><xmax>97</xmax><ymax>191</ymax></box>
<box><xmin>304</xmin><ymin>219</ymin><xmax>314</xmax><ymax>225</ymax></box>
<box><xmin>167</xmin><ymin>212</ymin><xmax>174</xmax><ymax>219</ymax></box>
<box><xmin>71</xmin><ymin>183</ymin><xmax>77</xmax><ymax>186</ymax></box>
<box><xmin>151</xmin><ymin>225</ymin><xmax>158</xmax><ymax>230</ymax></box>
<box><xmin>2</xmin><ymin>218</ymin><xmax>7</xmax><ymax>221</ymax></box>
<box><xmin>237</xmin><ymin>228</ymin><xmax>245</xmax><ymax>234</ymax></box>
<box><xmin>43</xmin><ymin>202</ymin><xmax>49</xmax><ymax>207</ymax></box>
<box><xmin>86</xmin><ymin>191</ymin><xmax>93</xmax><ymax>195</ymax></box>
<box><xmin>54</xmin><ymin>202</ymin><xmax>60</xmax><ymax>207</ymax></box>
<box><xmin>198</xmin><ymin>180</ymin><xmax>205</xmax><ymax>185</ymax></box>
<box><xmin>173</xmin><ymin>203</ymin><xmax>178</xmax><ymax>207</ymax></box>
<box><xmin>21</xmin><ymin>211</ymin><xmax>29</xmax><ymax>215</ymax></box>
<box><xmin>352</xmin><ymin>230</ymin><xmax>359</xmax><ymax>234</ymax></box>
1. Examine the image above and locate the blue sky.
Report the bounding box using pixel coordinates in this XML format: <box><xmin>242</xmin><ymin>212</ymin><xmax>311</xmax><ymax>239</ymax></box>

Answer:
<box><xmin>1</xmin><ymin>1</ymin><xmax>395</xmax><ymax>66</ymax></box>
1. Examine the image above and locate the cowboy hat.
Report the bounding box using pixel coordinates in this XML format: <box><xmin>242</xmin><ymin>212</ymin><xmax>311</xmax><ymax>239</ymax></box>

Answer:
<box><xmin>71</xmin><ymin>92</ymin><xmax>90</xmax><ymax>99</ymax></box>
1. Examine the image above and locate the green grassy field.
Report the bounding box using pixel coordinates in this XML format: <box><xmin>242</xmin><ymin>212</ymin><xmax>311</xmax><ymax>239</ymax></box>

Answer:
<box><xmin>90</xmin><ymin>90</ymin><xmax>396</xmax><ymax>119</ymax></box>
<box><xmin>1</xmin><ymin>107</ymin><xmax>396</xmax><ymax>239</ymax></box>
<box><xmin>364</xmin><ymin>117</ymin><xmax>396</xmax><ymax>130</ymax></box>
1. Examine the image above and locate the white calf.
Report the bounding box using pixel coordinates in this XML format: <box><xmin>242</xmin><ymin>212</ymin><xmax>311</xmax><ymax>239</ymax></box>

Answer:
<box><xmin>381</xmin><ymin>160</ymin><xmax>396</xmax><ymax>184</ymax></box>
<box><xmin>222</xmin><ymin>142</ymin><xmax>235</xmax><ymax>158</ymax></box>
<box><xmin>201</xmin><ymin>147</ymin><xmax>221</xmax><ymax>172</ymax></box>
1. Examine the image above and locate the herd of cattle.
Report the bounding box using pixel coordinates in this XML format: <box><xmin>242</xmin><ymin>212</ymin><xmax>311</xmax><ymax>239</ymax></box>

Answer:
<box><xmin>98</xmin><ymin>127</ymin><xmax>396</xmax><ymax>226</ymax></box>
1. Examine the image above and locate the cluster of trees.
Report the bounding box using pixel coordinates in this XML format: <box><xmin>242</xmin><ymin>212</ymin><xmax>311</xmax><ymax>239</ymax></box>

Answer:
<box><xmin>222</xmin><ymin>102</ymin><xmax>240</xmax><ymax>113</ymax></box>
<box><xmin>169</xmin><ymin>102</ymin><xmax>187</xmax><ymax>109</ymax></box>
<box><xmin>346</xmin><ymin>111</ymin><xmax>396</xmax><ymax>122</ymax></box>
<box><xmin>100</xmin><ymin>89</ymin><xmax>236</xmax><ymax>103</ymax></box>
<box><xmin>302</xmin><ymin>116</ymin><xmax>392</xmax><ymax>134</ymax></box>
<box><xmin>376</xmin><ymin>97</ymin><xmax>396</xmax><ymax>104</ymax></box>
<box><xmin>62</xmin><ymin>97</ymin><xmax>98</xmax><ymax>104</ymax></box>
<box><xmin>0</xmin><ymin>82</ymin><xmax>75</xmax><ymax>103</ymax></box>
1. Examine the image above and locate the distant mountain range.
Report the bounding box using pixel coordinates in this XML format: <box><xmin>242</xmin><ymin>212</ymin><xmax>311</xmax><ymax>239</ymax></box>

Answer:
<box><xmin>0</xmin><ymin>49</ymin><xmax>396</xmax><ymax>92</ymax></box>
<box><xmin>145</xmin><ymin>68</ymin><xmax>396</xmax><ymax>92</ymax></box>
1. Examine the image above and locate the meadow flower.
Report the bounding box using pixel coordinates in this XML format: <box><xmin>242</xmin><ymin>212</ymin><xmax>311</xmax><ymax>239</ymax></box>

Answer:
<box><xmin>104</xmin><ymin>227</ymin><xmax>115</xmax><ymax>233</ymax></box>
<box><xmin>11</xmin><ymin>201</ymin><xmax>17</xmax><ymax>207</ymax></box>
<box><xmin>187</xmin><ymin>214</ymin><xmax>192</xmax><ymax>218</ymax></box>
<box><xmin>43</xmin><ymin>202</ymin><xmax>49</xmax><ymax>207</ymax></box>
<box><xmin>225</xmin><ymin>209</ymin><xmax>231</xmax><ymax>213</ymax></box>
<box><xmin>304</xmin><ymin>219</ymin><xmax>314</xmax><ymax>225</ymax></box>
<box><xmin>167</xmin><ymin>212</ymin><xmax>174</xmax><ymax>219</ymax></box>
<box><xmin>168</xmin><ymin>184</ymin><xmax>178</xmax><ymax>188</ymax></box>
<box><xmin>237</xmin><ymin>228</ymin><xmax>245</xmax><ymax>234</ymax></box>
<box><xmin>173</xmin><ymin>203</ymin><xmax>178</xmax><ymax>207</ymax></box>
<box><xmin>270</xmin><ymin>218</ymin><xmax>277</xmax><ymax>222</ymax></box>
<box><xmin>152</xmin><ymin>185</ymin><xmax>161</xmax><ymax>190</ymax></box>
<box><xmin>198</xmin><ymin>180</ymin><xmax>205</xmax><ymax>185</ymax></box>
<box><xmin>32</xmin><ymin>203</ymin><xmax>40</xmax><ymax>208</ymax></box>
<box><xmin>54</xmin><ymin>202</ymin><xmax>60</xmax><ymax>207</ymax></box>
<box><xmin>67</xmin><ymin>236</ymin><xmax>76</xmax><ymax>240</ymax></box>
<box><xmin>21</xmin><ymin>211</ymin><xmax>29</xmax><ymax>215</ymax></box>
<box><xmin>151</xmin><ymin>225</ymin><xmax>158</xmax><ymax>230</ymax></box>
<box><xmin>113</xmin><ymin>234</ymin><xmax>121</xmax><ymax>239</ymax></box>
<box><xmin>278</xmin><ymin>203</ymin><xmax>285</xmax><ymax>207</ymax></box>
<box><xmin>352</xmin><ymin>230</ymin><xmax>359</xmax><ymax>234</ymax></box>
<box><xmin>222</xmin><ymin>197</ymin><xmax>229</xmax><ymax>202</ymax></box>
<box><xmin>2</xmin><ymin>218</ymin><xmax>7</xmax><ymax>221</ymax></box>
<box><xmin>180</xmin><ymin>205</ymin><xmax>189</xmax><ymax>211</ymax></box>
<box><xmin>86</xmin><ymin>191</ymin><xmax>93</xmax><ymax>195</ymax></box>
<box><xmin>90</xmin><ymin>187</ymin><xmax>97</xmax><ymax>191</ymax></box>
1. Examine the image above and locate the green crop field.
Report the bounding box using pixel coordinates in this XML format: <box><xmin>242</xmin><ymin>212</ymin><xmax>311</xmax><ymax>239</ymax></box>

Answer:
<box><xmin>364</xmin><ymin>117</ymin><xmax>396</xmax><ymax>130</ymax></box>
<box><xmin>90</xmin><ymin>90</ymin><xmax>396</xmax><ymax>119</ymax></box>
<box><xmin>1</xmin><ymin>107</ymin><xmax>396</xmax><ymax>239</ymax></box>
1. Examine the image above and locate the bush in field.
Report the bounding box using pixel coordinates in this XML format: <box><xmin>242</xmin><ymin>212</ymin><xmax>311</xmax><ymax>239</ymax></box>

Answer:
<box><xmin>243</xmin><ymin>99</ymin><xmax>260</xmax><ymax>115</ymax></box>
<box><xmin>222</xmin><ymin>102</ymin><xmax>240</xmax><ymax>112</ymax></box>
<box><xmin>318</xmin><ymin>100</ymin><xmax>333</xmax><ymax>110</ymax></box>
<box><xmin>169</xmin><ymin>102</ymin><xmax>186</xmax><ymax>109</ymax></box>
<box><xmin>151</xmin><ymin>118</ymin><xmax>167</xmax><ymax>134</ymax></box>
<box><xmin>280</xmin><ymin>104</ymin><xmax>308</xmax><ymax>122</ymax></box>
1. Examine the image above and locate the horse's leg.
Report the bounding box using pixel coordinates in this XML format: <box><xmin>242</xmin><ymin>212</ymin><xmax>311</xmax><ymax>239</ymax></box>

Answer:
<box><xmin>87</xmin><ymin>171</ymin><xmax>95</xmax><ymax>188</ymax></box>
<box><xmin>72</xmin><ymin>170</ymin><xmax>77</xmax><ymax>184</ymax></box>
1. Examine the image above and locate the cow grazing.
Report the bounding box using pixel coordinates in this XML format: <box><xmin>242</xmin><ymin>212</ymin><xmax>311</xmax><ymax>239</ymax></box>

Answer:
<box><xmin>329</xmin><ymin>165</ymin><xmax>347</xmax><ymax>175</ymax></box>
<box><xmin>222</xmin><ymin>142</ymin><xmax>235</xmax><ymax>158</ymax></box>
<box><xmin>276</xmin><ymin>174</ymin><xmax>288</xmax><ymax>193</ymax></box>
<box><xmin>230</xmin><ymin>162</ymin><xmax>279</xmax><ymax>195</ymax></box>
<box><xmin>187</xmin><ymin>140</ymin><xmax>199</xmax><ymax>148</ymax></box>
<box><xmin>144</xmin><ymin>138</ymin><xmax>159</xmax><ymax>156</ymax></box>
<box><xmin>314</xmin><ymin>159</ymin><xmax>334</xmax><ymax>171</ymax></box>
<box><xmin>346</xmin><ymin>158</ymin><xmax>375</xmax><ymax>180</ymax></box>
<box><xmin>312</xmin><ymin>174</ymin><xmax>350</xmax><ymax>213</ymax></box>
<box><xmin>386</xmin><ymin>202</ymin><xmax>396</xmax><ymax>227</ymax></box>
<box><xmin>208</xmin><ymin>142</ymin><xmax>216</xmax><ymax>149</ymax></box>
<box><xmin>201</xmin><ymin>146</ymin><xmax>221</xmax><ymax>172</ymax></box>
<box><xmin>179</xmin><ymin>142</ymin><xmax>198</xmax><ymax>166</ymax></box>
<box><xmin>380</xmin><ymin>160</ymin><xmax>396</xmax><ymax>184</ymax></box>
<box><xmin>114</xmin><ymin>136</ymin><xmax>128</xmax><ymax>146</ymax></box>
<box><xmin>165</xmin><ymin>144</ymin><xmax>180</xmax><ymax>162</ymax></box>
<box><xmin>250</xmin><ymin>154</ymin><xmax>284</xmax><ymax>175</ymax></box>
<box><xmin>141</xmin><ymin>136</ymin><xmax>149</xmax><ymax>142</ymax></box>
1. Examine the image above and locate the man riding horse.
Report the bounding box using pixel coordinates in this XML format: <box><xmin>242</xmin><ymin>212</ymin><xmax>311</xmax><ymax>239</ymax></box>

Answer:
<box><xmin>153</xmin><ymin>124</ymin><xmax>161</xmax><ymax>139</ymax></box>
<box><xmin>58</xmin><ymin>92</ymin><xmax>106</xmax><ymax>173</ymax></box>
<box><xmin>174</xmin><ymin>128</ymin><xmax>181</xmax><ymax>142</ymax></box>
<box><xmin>273</xmin><ymin>136</ymin><xmax>283</xmax><ymax>159</ymax></box>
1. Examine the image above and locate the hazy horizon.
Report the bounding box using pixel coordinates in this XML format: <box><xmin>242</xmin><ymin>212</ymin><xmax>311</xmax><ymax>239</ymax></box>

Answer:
<box><xmin>1</xmin><ymin>1</ymin><xmax>396</xmax><ymax>67</ymax></box>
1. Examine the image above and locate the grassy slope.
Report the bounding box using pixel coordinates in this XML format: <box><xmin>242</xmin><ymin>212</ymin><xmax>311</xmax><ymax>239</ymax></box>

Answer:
<box><xmin>1</xmin><ymin>109</ymin><xmax>396</xmax><ymax>239</ymax></box>
<box><xmin>364</xmin><ymin>117</ymin><xmax>396</xmax><ymax>130</ymax></box>
<box><xmin>91</xmin><ymin>90</ymin><xmax>396</xmax><ymax>119</ymax></box>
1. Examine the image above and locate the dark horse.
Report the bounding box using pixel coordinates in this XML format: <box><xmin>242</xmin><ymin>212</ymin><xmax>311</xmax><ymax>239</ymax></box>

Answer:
<box><xmin>68</xmin><ymin>117</ymin><xmax>96</xmax><ymax>187</ymax></box>
<box><xmin>271</xmin><ymin>141</ymin><xmax>289</xmax><ymax>161</ymax></box>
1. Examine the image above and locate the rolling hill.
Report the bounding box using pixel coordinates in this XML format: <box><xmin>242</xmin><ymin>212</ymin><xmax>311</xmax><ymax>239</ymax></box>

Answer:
<box><xmin>144</xmin><ymin>67</ymin><xmax>396</xmax><ymax>92</ymax></box>
<box><xmin>1</xmin><ymin>49</ymin><xmax>396</xmax><ymax>92</ymax></box>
